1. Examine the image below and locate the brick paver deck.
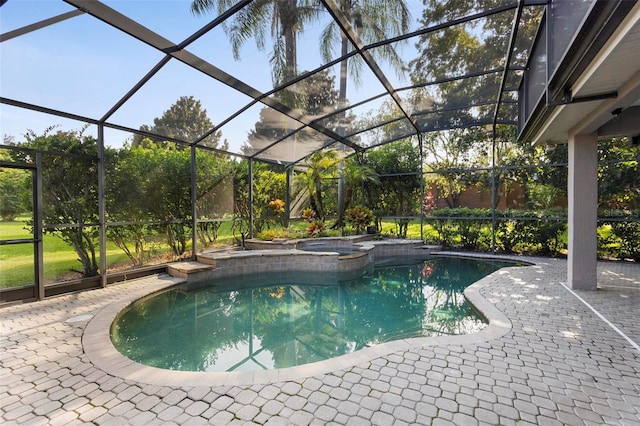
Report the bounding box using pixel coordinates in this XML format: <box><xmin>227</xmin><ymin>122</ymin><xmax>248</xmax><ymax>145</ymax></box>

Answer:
<box><xmin>1</xmin><ymin>255</ymin><xmax>639</xmax><ymax>425</ymax></box>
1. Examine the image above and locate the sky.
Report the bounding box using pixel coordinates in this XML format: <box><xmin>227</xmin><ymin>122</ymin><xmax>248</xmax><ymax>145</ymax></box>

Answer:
<box><xmin>1</xmin><ymin>0</ymin><xmax>261</xmax><ymax>151</ymax></box>
<box><xmin>0</xmin><ymin>0</ymin><xmax>428</xmax><ymax>155</ymax></box>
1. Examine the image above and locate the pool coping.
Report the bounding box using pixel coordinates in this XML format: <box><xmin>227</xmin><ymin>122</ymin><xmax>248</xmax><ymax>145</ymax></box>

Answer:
<box><xmin>83</xmin><ymin>254</ymin><xmax>527</xmax><ymax>387</ymax></box>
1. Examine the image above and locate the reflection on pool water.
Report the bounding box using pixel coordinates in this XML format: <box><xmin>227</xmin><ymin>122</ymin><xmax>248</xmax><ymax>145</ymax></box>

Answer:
<box><xmin>111</xmin><ymin>256</ymin><xmax>518</xmax><ymax>372</ymax></box>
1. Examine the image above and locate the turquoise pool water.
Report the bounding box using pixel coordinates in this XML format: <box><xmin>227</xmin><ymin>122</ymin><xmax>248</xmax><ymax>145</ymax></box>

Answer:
<box><xmin>111</xmin><ymin>256</ymin><xmax>517</xmax><ymax>372</ymax></box>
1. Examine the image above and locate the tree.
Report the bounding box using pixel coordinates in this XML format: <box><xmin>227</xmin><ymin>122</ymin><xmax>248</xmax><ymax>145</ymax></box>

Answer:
<box><xmin>0</xmin><ymin>150</ymin><xmax>30</xmax><ymax>221</ymax></box>
<box><xmin>496</xmin><ymin>129</ymin><xmax>565</xmax><ymax>209</ymax></box>
<box><xmin>319</xmin><ymin>0</ymin><xmax>410</xmax><ymax>223</ymax></box>
<box><xmin>598</xmin><ymin>137</ymin><xmax>640</xmax><ymax>209</ymax></box>
<box><xmin>253</xmin><ymin>167</ymin><xmax>288</xmax><ymax>232</ymax></box>
<box><xmin>422</xmin><ymin>128</ymin><xmax>485</xmax><ymax>208</ymax></box>
<box><xmin>146</xmin><ymin>146</ymin><xmax>193</xmax><ymax>256</ymax></box>
<box><xmin>318</xmin><ymin>0</ymin><xmax>410</xmax><ymax>127</ymax></box>
<box><xmin>354</xmin><ymin>100</ymin><xmax>421</xmax><ymax>220</ymax></box>
<box><xmin>332</xmin><ymin>156</ymin><xmax>378</xmax><ymax>228</ymax></box>
<box><xmin>109</xmin><ymin>141</ymin><xmax>195</xmax><ymax>259</ymax></box>
<box><xmin>231</xmin><ymin>160</ymin><xmax>288</xmax><ymax>233</ymax></box>
<box><xmin>410</xmin><ymin>1</ymin><xmax>541</xmax><ymax>115</ymax></box>
<box><xmin>407</xmin><ymin>2</ymin><xmax>545</xmax><ymax>211</ymax></box>
<box><xmin>107</xmin><ymin>141</ymin><xmax>235</xmax><ymax>265</ymax></box>
<box><xmin>132</xmin><ymin>96</ymin><xmax>226</xmax><ymax>149</ymax></box>
<box><xmin>121</xmin><ymin>96</ymin><xmax>235</xmax><ymax>258</ymax></box>
<box><xmin>294</xmin><ymin>149</ymin><xmax>339</xmax><ymax>220</ymax></box>
<box><xmin>455</xmin><ymin>124</ymin><xmax>536</xmax><ymax>209</ymax></box>
<box><xmin>363</xmin><ymin>139</ymin><xmax>421</xmax><ymax>218</ymax></box>
<box><xmin>9</xmin><ymin>127</ymin><xmax>108</xmax><ymax>277</ymax></box>
<box><xmin>105</xmin><ymin>145</ymin><xmax>154</xmax><ymax>266</ymax></box>
<box><xmin>243</xmin><ymin>69</ymin><xmax>340</xmax><ymax>157</ymax></box>
<box><xmin>191</xmin><ymin>0</ymin><xmax>321</xmax><ymax>96</ymax></box>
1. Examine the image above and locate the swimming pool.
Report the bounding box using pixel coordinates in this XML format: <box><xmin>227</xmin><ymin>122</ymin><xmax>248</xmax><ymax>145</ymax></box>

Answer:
<box><xmin>111</xmin><ymin>256</ymin><xmax>519</xmax><ymax>372</ymax></box>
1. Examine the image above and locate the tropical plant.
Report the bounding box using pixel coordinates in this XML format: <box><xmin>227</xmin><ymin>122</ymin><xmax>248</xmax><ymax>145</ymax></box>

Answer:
<box><xmin>294</xmin><ymin>150</ymin><xmax>339</xmax><ymax>220</ymax></box>
<box><xmin>301</xmin><ymin>207</ymin><xmax>317</xmax><ymax>221</ymax></box>
<box><xmin>332</xmin><ymin>157</ymin><xmax>379</xmax><ymax>228</ymax></box>
<box><xmin>266</xmin><ymin>198</ymin><xmax>286</xmax><ymax>228</ymax></box>
<box><xmin>301</xmin><ymin>206</ymin><xmax>325</xmax><ymax>237</ymax></box>
<box><xmin>319</xmin><ymin>0</ymin><xmax>410</xmax><ymax>130</ymax></box>
<box><xmin>422</xmin><ymin>190</ymin><xmax>436</xmax><ymax>215</ymax></box>
<box><xmin>305</xmin><ymin>219</ymin><xmax>326</xmax><ymax>237</ymax></box>
<box><xmin>346</xmin><ymin>205</ymin><xmax>373</xmax><ymax>234</ymax></box>
<box><xmin>254</xmin><ymin>169</ymin><xmax>288</xmax><ymax>232</ymax></box>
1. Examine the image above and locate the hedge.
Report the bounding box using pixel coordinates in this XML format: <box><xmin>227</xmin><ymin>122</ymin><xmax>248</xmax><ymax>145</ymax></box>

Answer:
<box><xmin>424</xmin><ymin>208</ymin><xmax>639</xmax><ymax>260</ymax></box>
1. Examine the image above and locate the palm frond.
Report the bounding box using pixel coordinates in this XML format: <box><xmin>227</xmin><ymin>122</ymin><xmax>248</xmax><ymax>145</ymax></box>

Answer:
<box><xmin>191</xmin><ymin>0</ymin><xmax>240</xmax><ymax>16</ymax></box>
<box><xmin>270</xmin><ymin>36</ymin><xmax>288</xmax><ymax>85</ymax></box>
<box><xmin>226</xmin><ymin>2</ymin><xmax>271</xmax><ymax>59</ymax></box>
<box><xmin>319</xmin><ymin>22</ymin><xmax>340</xmax><ymax>62</ymax></box>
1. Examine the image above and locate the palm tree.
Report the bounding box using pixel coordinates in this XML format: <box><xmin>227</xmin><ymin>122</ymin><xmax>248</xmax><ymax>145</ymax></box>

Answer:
<box><xmin>294</xmin><ymin>149</ymin><xmax>339</xmax><ymax>220</ymax></box>
<box><xmin>333</xmin><ymin>157</ymin><xmax>379</xmax><ymax>228</ymax></box>
<box><xmin>191</xmin><ymin>0</ymin><xmax>321</xmax><ymax>92</ymax></box>
<box><xmin>318</xmin><ymin>0</ymin><xmax>410</xmax><ymax>221</ymax></box>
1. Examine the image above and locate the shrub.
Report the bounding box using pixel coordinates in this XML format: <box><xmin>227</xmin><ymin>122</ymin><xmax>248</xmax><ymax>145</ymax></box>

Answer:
<box><xmin>306</xmin><ymin>220</ymin><xmax>326</xmax><ymax>237</ymax></box>
<box><xmin>257</xmin><ymin>228</ymin><xmax>290</xmax><ymax>241</ymax></box>
<box><xmin>495</xmin><ymin>213</ymin><xmax>518</xmax><ymax>253</ymax></box>
<box><xmin>610</xmin><ymin>221</ymin><xmax>640</xmax><ymax>260</ymax></box>
<box><xmin>455</xmin><ymin>208</ymin><xmax>488</xmax><ymax>249</ymax></box>
<box><xmin>426</xmin><ymin>208</ymin><xmax>567</xmax><ymax>256</ymax></box>
<box><xmin>346</xmin><ymin>206</ymin><xmax>374</xmax><ymax>234</ymax></box>
<box><xmin>425</xmin><ymin>207</ymin><xmax>639</xmax><ymax>260</ymax></box>
<box><xmin>600</xmin><ymin>209</ymin><xmax>640</xmax><ymax>260</ymax></box>
<box><xmin>505</xmin><ymin>209</ymin><xmax>566</xmax><ymax>255</ymax></box>
<box><xmin>426</xmin><ymin>208</ymin><xmax>489</xmax><ymax>248</ymax></box>
<box><xmin>302</xmin><ymin>207</ymin><xmax>317</xmax><ymax>222</ymax></box>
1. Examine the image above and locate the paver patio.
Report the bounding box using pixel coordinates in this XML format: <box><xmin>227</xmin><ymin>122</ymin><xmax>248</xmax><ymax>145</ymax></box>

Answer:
<box><xmin>1</xmin><ymin>255</ymin><xmax>639</xmax><ymax>425</ymax></box>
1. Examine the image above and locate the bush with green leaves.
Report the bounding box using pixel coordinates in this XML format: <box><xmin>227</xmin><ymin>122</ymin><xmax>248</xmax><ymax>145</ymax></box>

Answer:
<box><xmin>0</xmin><ymin>166</ymin><xmax>29</xmax><ymax>221</ymax></box>
<box><xmin>9</xmin><ymin>128</ymin><xmax>104</xmax><ymax>277</ymax></box>
<box><xmin>426</xmin><ymin>208</ymin><xmax>568</xmax><ymax>256</ymax></box>
<box><xmin>510</xmin><ymin>209</ymin><xmax>566</xmax><ymax>255</ymax></box>
<box><xmin>599</xmin><ymin>210</ymin><xmax>640</xmax><ymax>260</ymax></box>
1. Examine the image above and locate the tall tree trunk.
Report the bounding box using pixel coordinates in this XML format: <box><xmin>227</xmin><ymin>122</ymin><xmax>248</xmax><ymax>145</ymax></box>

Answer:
<box><xmin>280</xmin><ymin>0</ymin><xmax>298</xmax><ymax>107</ymax></box>
<box><xmin>314</xmin><ymin>174</ymin><xmax>325</xmax><ymax>220</ymax></box>
<box><xmin>284</xmin><ymin>1</ymin><xmax>297</xmax><ymax>80</ymax></box>
<box><xmin>334</xmin><ymin>32</ymin><xmax>350</xmax><ymax>228</ymax></box>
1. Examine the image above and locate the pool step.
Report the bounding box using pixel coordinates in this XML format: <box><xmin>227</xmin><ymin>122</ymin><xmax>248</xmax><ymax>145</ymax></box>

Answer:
<box><xmin>167</xmin><ymin>261</ymin><xmax>216</xmax><ymax>279</ymax></box>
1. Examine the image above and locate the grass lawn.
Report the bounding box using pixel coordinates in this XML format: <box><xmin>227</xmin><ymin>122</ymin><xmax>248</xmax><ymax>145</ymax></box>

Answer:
<box><xmin>1</xmin><ymin>219</ymin><xmax>131</xmax><ymax>288</ymax></box>
<box><xmin>1</xmin><ymin>218</ymin><xmax>35</xmax><ymax>288</ymax></box>
<box><xmin>1</xmin><ymin>217</ymin><xmax>433</xmax><ymax>289</ymax></box>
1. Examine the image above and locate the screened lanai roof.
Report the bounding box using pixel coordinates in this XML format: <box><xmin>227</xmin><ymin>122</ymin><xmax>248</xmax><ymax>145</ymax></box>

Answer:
<box><xmin>1</xmin><ymin>0</ymin><xmax>546</xmax><ymax>166</ymax></box>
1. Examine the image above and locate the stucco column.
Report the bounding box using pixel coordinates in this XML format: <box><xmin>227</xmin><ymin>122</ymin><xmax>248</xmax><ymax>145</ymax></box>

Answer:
<box><xmin>567</xmin><ymin>133</ymin><xmax>598</xmax><ymax>290</ymax></box>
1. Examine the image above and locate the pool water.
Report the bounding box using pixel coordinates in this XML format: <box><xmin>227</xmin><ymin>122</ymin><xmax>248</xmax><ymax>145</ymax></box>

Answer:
<box><xmin>111</xmin><ymin>256</ymin><xmax>517</xmax><ymax>372</ymax></box>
